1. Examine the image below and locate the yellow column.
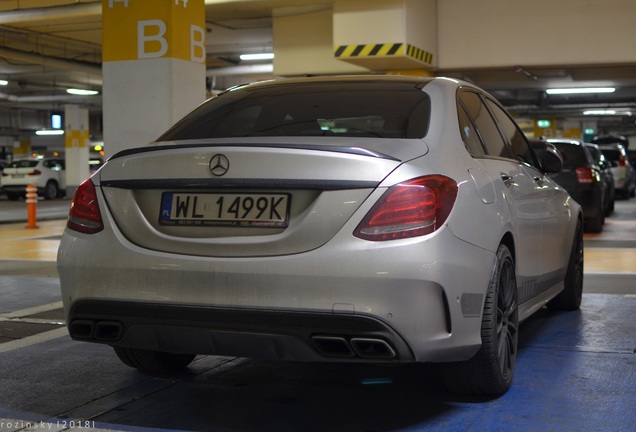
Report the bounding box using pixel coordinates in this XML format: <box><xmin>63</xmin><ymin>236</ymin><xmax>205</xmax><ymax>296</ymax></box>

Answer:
<box><xmin>102</xmin><ymin>0</ymin><xmax>206</xmax><ymax>157</ymax></box>
<box><xmin>65</xmin><ymin>104</ymin><xmax>90</xmax><ymax>196</ymax></box>
<box><xmin>13</xmin><ymin>139</ymin><xmax>31</xmax><ymax>158</ymax></box>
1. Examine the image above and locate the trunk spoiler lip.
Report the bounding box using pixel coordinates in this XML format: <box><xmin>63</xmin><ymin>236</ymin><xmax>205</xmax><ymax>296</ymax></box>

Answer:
<box><xmin>100</xmin><ymin>178</ymin><xmax>380</xmax><ymax>191</ymax></box>
<box><xmin>108</xmin><ymin>142</ymin><xmax>401</xmax><ymax>162</ymax></box>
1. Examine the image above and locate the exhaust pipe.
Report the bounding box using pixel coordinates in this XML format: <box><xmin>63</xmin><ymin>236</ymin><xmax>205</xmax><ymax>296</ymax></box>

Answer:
<box><xmin>350</xmin><ymin>338</ymin><xmax>396</xmax><ymax>359</ymax></box>
<box><xmin>68</xmin><ymin>319</ymin><xmax>124</xmax><ymax>341</ymax></box>
<box><xmin>311</xmin><ymin>336</ymin><xmax>355</xmax><ymax>357</ymax></box>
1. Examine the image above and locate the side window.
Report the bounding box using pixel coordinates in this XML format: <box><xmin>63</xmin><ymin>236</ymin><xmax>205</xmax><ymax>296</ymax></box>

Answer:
<box><xmin>457</xmin><ymin>102</ymin><xmax>485</xmax><ymax>157</ymax></box>
<box><xmin>485</xmin><ymin>99</ymin><xmax>537</xmax><ymax>167</ymax></box>
<box><xmin>459</xmin><ymin>91</ymin><xmax>511</xmax><ymax>159</ymax></box>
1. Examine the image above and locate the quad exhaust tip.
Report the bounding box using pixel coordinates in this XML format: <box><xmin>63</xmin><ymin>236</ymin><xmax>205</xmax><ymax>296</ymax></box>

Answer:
<box><xmin>69</xmin><ymin>319</ymin><xmax>123</xmax><ymax>342</ymax></box>
<box><xmin>311</xmin><ymin>335</ymin><xmax>396</xmax><ymax>359</ymax></box>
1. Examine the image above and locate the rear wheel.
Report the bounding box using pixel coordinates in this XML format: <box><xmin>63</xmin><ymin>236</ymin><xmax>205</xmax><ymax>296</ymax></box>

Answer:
<box><xmin>43</xmin><ymin>180</ymin><xmax>58</xmax><ymax>200</ymax></box>
<box><xmin>585</xmin><ymin>208</ymin><xmax>604</xmax><ymax>233</ymax></box>
<box><xmin>113</xmin><ymin>347</ymin><xmax>196</xmax><ymax>373</ymax></box>
<box><xmin>442</xmin><ymin>244</ymin><xmax>519</xmax><ymax>395</ymax></box>
<box><xmin>547</xmin><ymin>219</ymin><xmax>584</xmax><ymax>311</ymax></box>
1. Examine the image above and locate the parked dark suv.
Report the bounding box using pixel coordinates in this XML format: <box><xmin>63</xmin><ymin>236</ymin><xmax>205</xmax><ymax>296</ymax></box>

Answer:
<box><xmin>546</xmin><ymin>139</ymin><xmax>606</xmax><ymax>233</ymax></box>
<box><xmin>585</xmin><ymin>143</ymin><xmax>615</xmax><ymax>216</ymax></box>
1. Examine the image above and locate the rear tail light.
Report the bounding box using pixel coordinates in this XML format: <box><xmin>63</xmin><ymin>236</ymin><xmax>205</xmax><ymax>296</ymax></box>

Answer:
<box><xmin>28</xmin><ymin>169</ymin><xmax>41</xmax><ymax>176</ymax></box>
<box><xmin>575</xmin><ymin>167</ymin><xmax>594</xmax><ymax>184</ymax></box>
<box><xmin>67</xmin><ymin>178</ymin><xmax>103</xmax><ymax>234</ymax></box>
<box><xmin>619</xmin><ymin>154</ymin><xmax>626</xmax><ymax>167</ymax></box>
<box><xmin>354</xmin><ymin>175</ymin><xmax>458</xmax><ymax>241</ymax></box>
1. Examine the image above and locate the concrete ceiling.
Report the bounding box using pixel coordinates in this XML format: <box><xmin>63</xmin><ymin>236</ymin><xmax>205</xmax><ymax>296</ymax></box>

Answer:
<box><xmin>1</xmin><ymin>0</ymin><xmax>635</xmax><ymax>139</ymax></box>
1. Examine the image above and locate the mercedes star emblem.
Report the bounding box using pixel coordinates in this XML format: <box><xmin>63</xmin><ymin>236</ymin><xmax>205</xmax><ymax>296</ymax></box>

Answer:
<box><xmin>209</xmin><ymin>154</ymin><xmax>230</xmax><ymax>176</ymax></box>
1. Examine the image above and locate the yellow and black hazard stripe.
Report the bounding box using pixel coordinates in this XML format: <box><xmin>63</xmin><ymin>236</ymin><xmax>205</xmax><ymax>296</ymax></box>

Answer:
<box><xmin>334</xmin><ymin>43</ymin><xmax>433</xmax><ymax>65</ymax></box>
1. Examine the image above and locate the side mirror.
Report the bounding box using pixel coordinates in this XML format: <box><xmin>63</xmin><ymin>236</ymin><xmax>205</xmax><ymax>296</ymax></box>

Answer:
<box><xmin>539</xmin><ymin>142</ymin><xmax>563</xmax><ymax>174</ymax></box>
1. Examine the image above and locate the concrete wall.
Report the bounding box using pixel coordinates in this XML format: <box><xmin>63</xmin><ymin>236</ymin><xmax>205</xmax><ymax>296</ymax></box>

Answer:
<box><xmin>437</xmin><ymin>0</ymin><xmax>636</xmax><ymax>69</ymax></box>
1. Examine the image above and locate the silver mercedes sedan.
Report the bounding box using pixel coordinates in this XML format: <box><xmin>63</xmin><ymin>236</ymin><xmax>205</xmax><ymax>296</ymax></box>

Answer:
<box><xmin>57</xmin><ymin>76</ymin><xmax>583</xmax><ymax>396</ymax></box>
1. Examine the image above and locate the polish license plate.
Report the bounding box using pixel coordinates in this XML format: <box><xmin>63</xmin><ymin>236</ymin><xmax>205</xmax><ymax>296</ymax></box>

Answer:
<box><xmin>159</xmin><ymin>192</ymin><xmax>290</xmax><ymax>227</ymax></box>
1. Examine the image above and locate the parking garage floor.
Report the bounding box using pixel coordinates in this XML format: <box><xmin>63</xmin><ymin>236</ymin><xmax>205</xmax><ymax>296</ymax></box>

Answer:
<box><xmin>0</xmin><ymin>199</ymin><xmax>634</xmax><ymax>432</ymax></box>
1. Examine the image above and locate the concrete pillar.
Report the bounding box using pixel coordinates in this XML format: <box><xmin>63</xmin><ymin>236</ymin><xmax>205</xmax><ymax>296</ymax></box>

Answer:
<box><xmin>13</xmin><ymin>138</ymin><xmax>31</xmax><ymax>159</ymax></box>
<box><xmin>333</xmin><ymin>0</ymin><xmax>437</xmax><ymax>73</ymax></box>
<box><xmin>64</xmin><ymin>104</ymin><xmax>90</xmax><ymax>197</ymax></box>
<box><xmin>273</xmin><ymin>0</ymin><xmax>437</xmax><ymax>77</ymax></box>
<box><xmin>101</xmin><ymin>0</ymin><xmax>206</xmax><ymax>158</ymax></box>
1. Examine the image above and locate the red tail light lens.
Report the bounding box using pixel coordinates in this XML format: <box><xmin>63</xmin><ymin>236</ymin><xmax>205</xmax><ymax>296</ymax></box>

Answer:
<box><xmin>354</xmin><ymin>175</ymin><xmax>458</xmax><ymax>241</ymax></box>
<box><xmin>67</xmin><ymin>178</ymin><xmax>103</xmax><ymax>234</ymax></box>
<box><xmin>28</xmin><ymin>169</ymin><xmax>41</xmax><ymax>176</ymax></box>
<box><xmin>619</xmin><ymin>154</ymin><xmax>626</xmax><ymax>167</ymax></box>
<box><xmin>575</xmin><ymin>167</ymin><xmax>594</xmax><ymax>184</ymax></box>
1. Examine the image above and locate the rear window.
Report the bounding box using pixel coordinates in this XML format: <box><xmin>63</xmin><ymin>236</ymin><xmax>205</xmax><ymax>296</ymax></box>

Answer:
<box><xmin>551</xmin><ymin>142</ymin><xmax>588</xmax><ymax>168</ymax></box>
<box><xmin>599</xmin><ymin>149</ymin><xmax>621</xmax><ymax>162</ymax></box>
<box><xmin>9</xmin><ymin>160</ymin><xmax>38</xmax><ymax>168</ymax></box>
<box><xmin>158</xmin><ymin>81</ymin><xmax>431</xmax><ymax>140</ymax></box>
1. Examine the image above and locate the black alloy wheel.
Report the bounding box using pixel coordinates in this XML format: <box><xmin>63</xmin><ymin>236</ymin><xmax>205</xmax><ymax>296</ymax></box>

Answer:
<box><xmin>547</xmin><ymin>219</ymin><xmax>584</xmax><ymax>311</ymax></box>
<box><xmin>442</xmin><ymin>244</ymin><xmax>519</xmax><ymax>396</ymax></box>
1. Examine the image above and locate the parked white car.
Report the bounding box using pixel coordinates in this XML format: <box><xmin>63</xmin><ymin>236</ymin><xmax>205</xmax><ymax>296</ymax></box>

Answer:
<box><xmin>1</xmin><ymin>157</ymin><xmax>66</xmax><ymax>200</ymax></box>
<box><xmin>57</xmin><ymin>76</ymin><xmax>583</xmax><ymax>396</ymax></box>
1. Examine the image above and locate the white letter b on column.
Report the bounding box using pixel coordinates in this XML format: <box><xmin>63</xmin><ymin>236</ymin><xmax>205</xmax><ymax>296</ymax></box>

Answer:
<box><xmin>138</xmin><ymin>19</ymin><xmax>168</xmax><ymax>59</ymax></box>
<box><xmin>190</xmin><ymin>25</ymin><xmax>205</xmax><ymax>63</ymax></box>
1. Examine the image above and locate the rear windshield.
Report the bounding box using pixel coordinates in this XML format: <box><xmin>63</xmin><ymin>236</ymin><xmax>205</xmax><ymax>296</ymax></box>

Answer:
<box><xmin>158</xmin><ymin>81</ymin><xmax>431</xmax><ymax>141</ymax></box>
<box><xmin>599</xmin><ymin>149</ymin><xmax>620</xmax><ymax>162</ymax></box>
<box><xmin>551</xmin><ymin>142</ymin><xmax>587</xmax><ymax>168</ymax></box>
<box><xmin>8</xmin><ymin>160</ymin><xmax>38</xmax><ymax>168</ymax></box>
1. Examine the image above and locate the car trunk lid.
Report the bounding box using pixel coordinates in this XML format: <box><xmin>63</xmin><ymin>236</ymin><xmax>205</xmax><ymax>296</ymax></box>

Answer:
<box><xmin>97</xmin><ymin>140</ymin><xmax>425</xmax><ymax>257</ymax></box>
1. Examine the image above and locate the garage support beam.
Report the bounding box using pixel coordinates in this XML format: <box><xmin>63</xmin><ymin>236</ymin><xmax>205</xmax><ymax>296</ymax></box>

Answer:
<box><xmin>101</xmin><ymin>0</ymin><xmax>206</xmax><ymax>157</ymax></box>
<box><xmin>64</xmin><ymin>105</ymin><xmax>90</xmax><ymax>198</ymax></box>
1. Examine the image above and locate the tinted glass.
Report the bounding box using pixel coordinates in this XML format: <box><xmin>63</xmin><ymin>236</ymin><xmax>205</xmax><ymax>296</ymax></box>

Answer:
<box><xmin>159</xmin><ymin>81</ymin><xmax>431</xmax><ymax>140</ymax></box>
<box><xmin>459</xmin><ymin>91</ymin><xmax>511</xmax><ymax>158</ymax></box>
<box><xmin>551</xmin><ymin>142</ymin><xmax>588</xmax><ymax>168</ymax></box>
<box><xmin>457</xmin><ymin>103</ymin><xmax>485</xmax><ymax>156</ymax></box>
<box><xmin>485</xmin><ymin>99</ymin><xmax>535</xmax><ymax>167</ymax></box>
<box><xmin>9</xmin><ymin>160</ymin><xmax>38</xmax><ymax>168</ymax></box>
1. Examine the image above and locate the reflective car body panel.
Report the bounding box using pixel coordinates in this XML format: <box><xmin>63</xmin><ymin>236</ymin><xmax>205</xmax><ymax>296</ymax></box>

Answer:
<box><xmin>58</xmin><ymin>76</ymin><xmax>581</xmax><ymax>368</ymax></box>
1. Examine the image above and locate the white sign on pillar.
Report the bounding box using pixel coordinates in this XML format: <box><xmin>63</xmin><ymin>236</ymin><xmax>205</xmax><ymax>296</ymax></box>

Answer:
<box><xmin>102</xmin><ymin>0</ymin><xmax>206</xmax><ymax>158</ymax></box>
<box><xmin>64</xmin><ymin>104</ymin><xmax>90</xmax><ymax>197</ymax></box>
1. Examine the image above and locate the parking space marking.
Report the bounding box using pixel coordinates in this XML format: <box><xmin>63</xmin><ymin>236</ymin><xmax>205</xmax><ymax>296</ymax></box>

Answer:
<box><xmin>0</xmin><ymin>326</ymin><xmax>68</xmax><ymax>354</ymax></box>
<box><xmin>0</xmin><ymin>301</ymin><xmax>63</xmax><ymax>319</ymax></box>
<box><xmin>584</xmin><ymin>248</ymin><xmax>636</xmax><ymax>274</ymax></box>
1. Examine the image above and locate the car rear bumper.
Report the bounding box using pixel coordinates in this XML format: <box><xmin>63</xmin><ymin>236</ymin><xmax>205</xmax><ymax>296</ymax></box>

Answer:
<box><xmin>568</xmin><ymin>187</ymin><xmax>603</xmax><ymax>220</ymax></box>
<box><xmin>58</xmin><ymin>216</ymin><xmax>496</xmax><ymax>364</ymax></box>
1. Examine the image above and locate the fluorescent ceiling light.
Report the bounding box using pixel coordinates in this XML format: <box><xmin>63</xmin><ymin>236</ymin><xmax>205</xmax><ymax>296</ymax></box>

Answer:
<box><xmin>67</xmin><ymin>88</ymin><xmax>99</xmax><ymax>95</ymax></box>
<box><xmin>546</xmin><ymin>87</ymin><xmax>615</xmax><ymax>95</ymax></box>
<box><xmin>0</xmin><ymin>80</ymin><xmax>7</xmax><ymax>86</ymax></box>
<box><xmin>36</xmin><ymin>129</ymin><xmax>64</xmax><ymax>136</ymax></box>
<box><xmin>240</xmin><ymin>53</ymin><xmax>274</xmax><ymax>61</ymax></box>
<box><xmin>583</xmin><ymin>109</ymin><xmax>632</xmax><ymax>116</ymax></box>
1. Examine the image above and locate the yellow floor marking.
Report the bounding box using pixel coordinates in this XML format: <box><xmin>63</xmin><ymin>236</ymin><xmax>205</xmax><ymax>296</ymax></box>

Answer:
<box><xmin>0</xmin><ymin>220</ymin><xmax>65</xmax><ymax>262</ymax></box>
<box><xmin>584</xmin><ymin>248</ymin><xmax>636</xmax><ymax>274</ymax></box>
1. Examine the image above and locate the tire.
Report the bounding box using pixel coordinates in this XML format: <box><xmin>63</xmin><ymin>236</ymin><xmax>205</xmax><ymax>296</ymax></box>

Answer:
<box><xmin>113</xmin><ymin>347</ymin><xmax>196</xmax><ymax>373</ymax></box>
<box><xmin>442</xmin><ymin>244</ymin><xmax>519</xmax><ymax>396</ymax></box>
<box><xmin>43</xmin><ymin>180</ymin><xmax>58</xmax><ymax>200</ymax></box>
<box><xmin>585</xmin><ymin>209</ymin><xmax>603</xmax><ymax>234</ymax></box>
<box><xmin>547</xmin><ymin>219</ymin><xmax>584</xmax><ymax>311</ymax></box>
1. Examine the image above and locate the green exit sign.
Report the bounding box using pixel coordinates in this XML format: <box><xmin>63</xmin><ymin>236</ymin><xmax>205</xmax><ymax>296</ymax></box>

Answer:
<box><xmin>537</xmin><ymin>119</ymin><xmax>551</xmax><ymax>128</ymax></box>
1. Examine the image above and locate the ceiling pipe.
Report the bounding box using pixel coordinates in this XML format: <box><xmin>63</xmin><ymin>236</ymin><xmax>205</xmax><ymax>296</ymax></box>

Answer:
<box><xmin>0</xmin><ymin>92</ymin><xmax>101</xmax><ymax>103</ymax></box>
<box><xmin>0</xmin><ymin>2</ymin><xmax>101</xmax><ymax>24</ymax></box>
<box><xmin>0</xmin><ymin>46</ymin><xmax>101</xmax><ymax>76</ymax></box>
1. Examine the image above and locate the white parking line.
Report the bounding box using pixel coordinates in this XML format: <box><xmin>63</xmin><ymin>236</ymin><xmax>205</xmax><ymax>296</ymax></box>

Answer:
<box><xmin>0</xmin><ymin>301</ymin><xmax>63</xmax><ymax>319</ymax></box>
<box><xmin>0</xmin><ymin>327</ymin><xmax>68</xmax><ymax>354</ymax></box>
